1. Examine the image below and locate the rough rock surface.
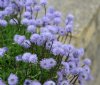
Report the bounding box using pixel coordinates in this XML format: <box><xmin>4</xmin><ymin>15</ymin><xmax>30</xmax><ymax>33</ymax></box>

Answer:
<box><xmin>48</xmin><ymin>0</ymin><xmax>100</xmax><ymax>85</ymax></box>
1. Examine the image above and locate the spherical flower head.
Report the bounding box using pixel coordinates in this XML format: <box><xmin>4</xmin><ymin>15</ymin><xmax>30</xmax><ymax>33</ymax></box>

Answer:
<box><xmin>52</xmin><ymin>47</ymin><xmax>64</xmax><ymax>56</ymax></box>
<box><xmin>47</xmin><ymin>26</ymin><xmax>58</xmax><ymax>34</ymax></box>
<box><xmin>15</xmin><ymin>35</ymin><xmax>26</xmax><ymax>45</ymax></box>
<box><xmin>27</xmin><ymin>25</ymin><xmax>36</xmax><ymax>33</ymax></box>
<box><xmin>43</xmin><ymin>80</ymin><xmax>56</xmax><ymax>85</ymax></box>
<box><xmin>30</xmin><ymin>33</ymin><xmax>40</xmax><ymax>44</ymax></box>
<box><xmin>0</xmin><ymin>19</ymin><xmax>7</xmax><ymax>27</ymax></box>
<box><xmin>54</xmin><ymin>11</ymin><xmax>62</xmax><ymax>18</ymax></box>
<box><xmin>22</xmin><ymin>52</ymin><xmax>32</xmax><ymax>62</ymax></box>
<box><xmin>22</xmin><ymin>40</ymin><xmax>31</xmax><ymax>48</ymax></box>
<box><xmin>63</xmin><ymin>44</ymin><xmax>74</xmax><ymax>54</ymax></box>
<box><xmin>53</xmin><ymin>17</ymin><xmax>61</xmax><ymax>25</ymax></box>
<box><xmin>78</xmin><ymin>71</ymin><xmax>88</xmax><ymax>81</ymax></box>
<box><xmin>25</xmin><ymin>0</ymin><xmax>33</xmax><ymax>6</ymax></box>
<box><xmin>47</xmin><ymin>6</ymin><xmax>55</xmax><ymax>14</ymax></box>
<box><xmin>40</xmin><ymin>0</ymin><xmax>47</xmax><ymax>6</ymax></box>
<box><xmin>65</xmin><ymin>24</ymin><xmax>73</xmax><ymax>33</ymax></box>
<box><xmin>8</xmin><ymin>73</ymin><xmax>18</xmax><ymax>85</ymax></box>
<box><xmin>0</xmin><ymin>79</ymin><xmax>6</xmax><ymax>85</ymax></box>
<box><xmin>66</xmin><ymin>13</ymin><xmax>74</xmax><ymax>25</ymax></box>
<box><xmin>15</xmin><ymin>55</ymin><xmax>22</xmax><ymax>61</ymax></box>
<box><xmin>83</xmin><ymin>58</ymin><xmax>91</xmax><ymax>66</ymax></box>
<box><xmin>36</xmin><ymin>36</ymin><xmax>44</xmax><ymax>46</ymax></box>
<box><xmin>59</xmin><ymin>80</ymin><xmax>69</xmax><ymax>85</ymax></box>
<box><xmin>26</xmin><ymin>5</ymin><xmax>32</xmax><ymax>12</ymax></box>
<box><xmin>21</xmin><ymin>18</ymin><xmax>29</xmax><ymax>26</ymax></box>
<box><xmin>78</xmin><ymin>48</ymin><xmax>84</xmax><ymax>57</ymax></box>
<box><xmin>36</xmin><ymin>19</ymin><xmax>43</xmax><ymax>27</ymax></box>
<box><xmin>23</xmin><ymin>79</ymin><xmax>32</xmax><ymax>85</ymax></box>
<box><xmin>4</xmin><ymin>6</ymin><xmax>14</xmax><ymax>15</ymax></box>
<box><xmin>9</xmin><ymin>18</ymin><xmax>18</xmax><ymax>25</ymax></box>
<box><xmin>31</xmin><ymin>80</ymin><xmax>41</xmax><ymax>85</ymax></box>
<box><xmin>40</xmin><ymin>27</ymin><xmax>49</xmax><ymax>33</ymax></box>
<box><xmin>58</xmin><ymin>28</ymin><xmax>66</xmax><ymax>36</ymax></box>
<box><xmin>41</xmin><ymin>32</ymin><xmax>56</xmax><ymax>41</ymax></box>
<box><xmin>83</xmin><ymin>65</ymin><xmax>91</xmax><ymax>74</ymax></box>
<box><xmin>29</xmin><ymin>54</ymin><xmax>38</xmax><ymax>64</ymax></box>
<box><xmin>68</xmin><ymin>61</ymin><xmax>76</xmax><ymax>71</ymax></box>
<box><xmin>42</xmin><ymin>16</ymin><xmax>50</xmax><ymax>25</ymax></box>
<box><xmin>34</xmin><ymin>5</ymin><xmax>41</xmax><ymax>12</ymax></box>
<box><xmin>27</xmin><ymin>19</ymin><xmax>36</xmax><ymax>26</ymax></box>
<box><xmin>23</xmin><ymin>11</ymin><xmax>31</xmax><ymax>19</ymax></box>
<box><xmin>40</xmin><ymin>58</ymin><xmax>56</xmax><ymax>70</ymax></box>
<box><xmin>0</xmin><ymin>47</ymin><xmax>7</xmax><ymax>57</ymax></box>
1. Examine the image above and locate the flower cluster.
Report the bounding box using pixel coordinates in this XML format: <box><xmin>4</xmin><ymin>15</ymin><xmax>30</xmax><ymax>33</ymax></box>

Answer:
<box><xmin>0</xmin><ymin>0</ymin><xmax>92</xmax><ymax>85</ymax></box>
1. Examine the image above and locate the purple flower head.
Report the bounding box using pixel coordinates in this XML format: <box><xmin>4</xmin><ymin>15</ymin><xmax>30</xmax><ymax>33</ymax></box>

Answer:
<box><xmin>31</xmin><ymin>80</ymin><xmax>41</xmax><ymax>85</ymax></box>
<box><xmin>58</xmin><ymin>28</ymin><xmax>66</xmax><ymax>36</ymax></box>
<box><xmin>83</xmin><ymin>58</ymin><xmax>91</xmax><ymax>66</ymax></box>
<box><xmin>47</xmin><ymin>6</ymin><xmax>55</xmax><ymax>14</ymax></box>
<box><xmin>25</xmin><ymin>0</ymin><xmax>33</xmax><ymax>6</ymax></box>
<box><xmin>22</xmin><ymin>52</ymin><xmax>32</xmax><ymax>62</ymax></box>
<box><xmin>0</xmin><ymin>19</ymin><xmax>7</xmax><ymax>27</ymax></box>
<box><xmin>14</xmin><ymin>35</ymin><xmax>26</xmax><ymax>45</ymax></box>
<box><xmin>53</xmin><ymin>17</ymin><xmax>61</xmax><ymax>25</ymax></box>
<box><xmin>52</xmin><ymin>47</ymin><xmax>61</xmax><ymax>56</ymax></box>
<box><xmin>30</xmin><ymin>33</ymin><xmax>40</xmax><ymax>44</ymax></box>
<box><xmin>24</xmin><ymin>79</ymin><xmax>32</xmax><ymax>85</ymax></box>
<box><xmin>21</xmin><ymin>18</ymin><xmax>29</xmax><ymax>26</ymax></box>
<box><xmin>0</xmin><ymin>79</ymin><xmax>6</xmax><ymax>85</ymax></box>
<box><xmin>40</xmin><ymin>27</ymin><xmax>49</xmax><ymax>33</ymax></box>
<box><xmin>54</xmin><ymin>11</ymin><xmax>62</xmax><ymax>18</ymax></box>
<box><xmin>59</xmin><ymin>80</ymin><xmax>69</xmax><ymax>85</ymax></box>
<box><xmin>78</xmin><ymin>71</ymin><xmax>88</xmax><ymax>81</ymax></box>
<box><xmin>63</xmin><ymin>44</ymin><xmax>74</xmax><ymax>54</ymax></box>
<box><xmin>42</xmin><ymin>16</ymin><xmax>50</xmax><ymax>25</ymax></box>
<box><xmin>4</xmin><ymin>6</ymin><xmax>14</xmax><ymax>15</ymax></box>
<box><xmin>46</xmin><ymin>13</ymin><xmax>54</xmax><ymax>20</ymax></box>
<box><xmin>34</xmin><ymin>5</ymin><xmax>41</xmax><ymax>12</ymax></box>
<box><xmin>83</xmin><ymin>65</ymin><xmax>91</xmax><ymax>74</ymax></box>
<box><xmin>29</xmin><ymin>54</ymin><xmax>38</xmax><ymax>64</ymax></box>
<box><xmin>40</xmin><ymin>58</ymin><xmax>56</xmax><ymax>70</ymax></box>
<box><xmin>43</xmin><ymin>80</ymin><xmax>56</xmax><ymax>85</ymax></box>
<box><xmin>47</xmin><ymin>26</ymin><xmax>58</xmax><ymax>34</ymax></box>
<box><xmin>27</xmin><ymin>25</ymin><xmax>36</xmax><ymax>33</ymax></box>
<box><xmin>78</xmin><ymin>48</ymin><xmax>84</xmax><ymax>57</ymax></box>
<box><xmin>9</xmin><ymin>18</ymin><xmax>18</xmax><ymax>25</ymax></box>
<box><xmin>52</xmin><ymin>41</ymin><xmax>62</xmax><ymax>48</ymax></box>
<box><xmin>65</xmin><ymin>24</ymin><xmax>73</xmax><ymax>33</ymax></box>
<box><xmin>26</xmin><ymin>5</ymin><xmax>32</xmax><ymax>12</ymax></box>
<box><xmin>0</xmin><ymin>47</ymin><xmax>8</xmax><ymax>57</ymax></box>
<box><xmin>68</xmin><ymin>61</ymin><xmax>76</xmax><ymax>71</ymax></box>
<box><xmin>22</xmin><ymin>40</ymin><xmax>31</xmax><ymax>48</ymax></box>
<box><xmin>8</xmin><ymin>73</ymin><xmax>18</xmax><ymax>85</ymax></box>
<box><xmin>23</xmin><ymin>11</ymin><xmax>31</xmax><ymax>19</ymax></box>
<box><xmin>40</xmin><ymin>0</ymin><xmax>47</xmax><ymax>6</ymax></box>
<box><xmin>15</xmin><ymin>55</ymin><xmax>22</xmax><ymax>61</ymax></box>
<box><xmin>28</xmin><ymin>19</ymin><xmax>36</xmax><ymax>26</ymax></box>
<box><xmin>66</xmin><ymin>13</ymin><xmax>74</xmax><ymax>25</ymax></box>
<box><xmin>36</xmin><ymin>19</ymin><xmax>43</xmax><ymax>27</ymax></box>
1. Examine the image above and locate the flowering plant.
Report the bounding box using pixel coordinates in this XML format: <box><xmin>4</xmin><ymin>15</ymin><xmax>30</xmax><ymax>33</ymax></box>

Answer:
<box><xmin>0</xmin><ymin>0</ymin><xmax>92</xmax><ymax>85</ymax></box>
